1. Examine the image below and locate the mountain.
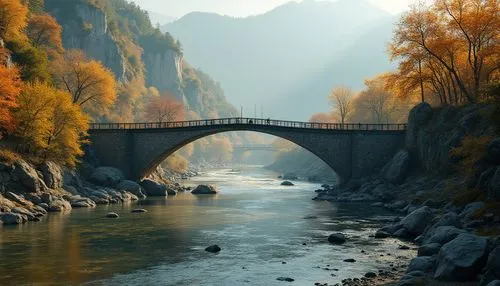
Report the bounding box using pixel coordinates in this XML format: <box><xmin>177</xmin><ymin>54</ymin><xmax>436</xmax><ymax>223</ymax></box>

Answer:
<box><xmin>163</xmin><ymin>0</ymin><xmax>397</xmax><ymax>120</ymax></box>
<box><xmin>148</xmin><ymin>11</ymin><xmax>176</xmax><ymax>26</ymax></box>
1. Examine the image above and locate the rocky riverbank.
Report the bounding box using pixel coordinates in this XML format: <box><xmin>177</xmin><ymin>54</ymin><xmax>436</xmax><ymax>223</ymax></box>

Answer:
<box><xmin>312</xmin><ymin>102</ymin><xmax>500</xmax><ymax>285</ymax></box>
<box><xmin>0</xmin><ymin>158</ymin><xmax>195</xmax><ymax>226</ymax></box>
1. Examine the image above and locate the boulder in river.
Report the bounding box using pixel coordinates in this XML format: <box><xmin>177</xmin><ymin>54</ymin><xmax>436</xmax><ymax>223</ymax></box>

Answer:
<box><xmin>407</xmin><ymin>256</ymin><xmax>436</xmax><ymax>273</ymax></box>
<box><xmin>276</xmin><ymin>277</ymin><xmax>294</xmax><ymax>282</ymax></box>
<box><xmin>0</xmin><ymin>212</ymin><xmax>24</xmax><ymax>225</ymax></box>
<box><xmin>192</xmin><ymin>185</ymin><xmax>217</xmax><ymax>194</ymax></box>
<box><xmin>116</xmin><ymin>180</ymin><xmax>146</xmax><ymax>199</ymax></box>
<box><xmin>140</xmin><ymin>179</ymin><xmax>168</xmax><ymax>196</ymax></box>
<box><xmin>205</xmin><ymin>245</ymin><xmax>221</xmax><ymax>253</ymax></box>
<box><xmin>106</xmin><ymin>212</ymin><xmax>119</xmax><ymax>218</ymax></box>
<box><xmin>328</xmin><ymin>233</ymin><xmax>346</xmax><ymax>245</ymax></box>
<box><xmin>434</xmin><ymin>233</ymin><xmax>488</xmax><ymax>281</ymax></box>
<box><xmin>131</xmin><ymin>209</ymin><xmax>147</xmax><ymax>213</ymax></box>
<box><xmin>281</xmin><ymin>181</ymin><xmax>294</xmax><ymax>186</ymax></box>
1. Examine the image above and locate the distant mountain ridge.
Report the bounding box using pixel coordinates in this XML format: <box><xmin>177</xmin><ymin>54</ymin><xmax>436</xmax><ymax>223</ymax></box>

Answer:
<box><xmin>163</xmin><ymin>0</ymin><xmax>397</xmax><ymax>120</ymax></box>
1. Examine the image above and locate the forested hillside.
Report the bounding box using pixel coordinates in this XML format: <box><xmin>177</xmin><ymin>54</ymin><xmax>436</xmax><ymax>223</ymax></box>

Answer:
<box><xmin>0</xmin><ymin>0</ymin><xmax>242</xmax><ymax>172</ymax></box>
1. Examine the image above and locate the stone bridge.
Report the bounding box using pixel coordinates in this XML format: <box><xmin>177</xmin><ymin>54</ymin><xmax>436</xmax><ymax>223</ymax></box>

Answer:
<box><xmin>87</xmin><ymin>118</ymin><xmax>407</xmax><ymax>182</ymax></box>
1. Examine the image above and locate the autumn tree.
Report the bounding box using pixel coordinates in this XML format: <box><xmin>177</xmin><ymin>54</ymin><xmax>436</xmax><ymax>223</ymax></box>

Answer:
<box><xmin>7</xmin><ymin>39</ymin><xmax>51</xmax><ymax>82</ymax></box>
<box><xmin>0</xmin><ymin>65</ymin><xmax>22</xmax><ymax>134</ymax></box>
<box><xmin>144</xmin><ymin>93</ymin><xmax>185</xmax><ymax>122</ymax></box>
<box><xmin>52</xmin><ymin>50</ymin><xmax>117</xmax><ymax>115</ymax></box>
<box><xmin>390</xmin><ymin>0</ymin><xmax>499</xmax><ymax>104</ymax></box>
<box><xmin>0</xmin><ymin>0</ymin><xmax>28</xmax><ymax>41</ymax></box>
<box><xmin>14</xmin><ymin>82</ymin><xmax>89</xmax><ymax>167</ymax></box>
<box><xmin>27</xmin><ymin>13</ymin><xmax>63</xmax><ymax>52</ymax></box>
<box><xmin>309</xmin><ymin>112</ymin><xmax>338</xmax><ymax>123</ymax></box>
<box><xmin>329</xmin><ymin>86</ymin><xmax>354</xmax><ymax>124</ymax></box>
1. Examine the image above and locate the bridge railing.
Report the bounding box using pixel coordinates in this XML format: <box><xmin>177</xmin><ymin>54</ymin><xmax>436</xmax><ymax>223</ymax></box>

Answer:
<box><xmin>89</xmin><ymin>117</ymin><xmax>407</xmax><ymax>131</ymax></box>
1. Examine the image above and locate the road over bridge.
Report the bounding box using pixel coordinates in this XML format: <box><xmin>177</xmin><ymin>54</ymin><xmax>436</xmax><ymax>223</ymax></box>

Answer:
<box><xmin>88</xmin><ymin>118</ymin><xmax>407</xmax><ymax>182</ymax></box>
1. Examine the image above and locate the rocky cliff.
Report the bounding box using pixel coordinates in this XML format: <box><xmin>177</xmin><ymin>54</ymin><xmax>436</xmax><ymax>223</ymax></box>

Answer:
<box><xmin>46</xmin><ymin>0</ymin><xmax>128</xmax><ymax>81</ymax></box>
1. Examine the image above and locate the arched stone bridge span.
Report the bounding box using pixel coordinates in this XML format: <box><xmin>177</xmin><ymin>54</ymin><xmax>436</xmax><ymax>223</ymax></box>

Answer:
<box><xmin>88</xmin><ymin>118</ymin><xmax>407</xmax><ymax>182</ymax></box>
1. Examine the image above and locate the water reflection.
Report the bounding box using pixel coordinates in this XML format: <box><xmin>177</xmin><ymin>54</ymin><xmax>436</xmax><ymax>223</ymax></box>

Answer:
<box><xmin>0</xmin><ymin>167</ymin><xmax>407</xmax><ymax>286</ymax></box>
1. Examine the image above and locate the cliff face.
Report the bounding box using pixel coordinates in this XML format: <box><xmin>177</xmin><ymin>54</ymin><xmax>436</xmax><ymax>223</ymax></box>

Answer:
<box><xmin>47</xmin><ymin>1</ymin><xmax>127</xmax><ymax>81</ymax></box>
<box><xmin>143</xmin><ymin>49</ymin><xmax>183</xmax><ymax>96</ymax></box>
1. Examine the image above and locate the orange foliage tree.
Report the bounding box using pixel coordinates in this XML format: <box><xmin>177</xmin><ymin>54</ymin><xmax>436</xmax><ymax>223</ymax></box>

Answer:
<box><xmin>390</xmin><ymin>0</ymin><xmax>499</xmax><ymax>104</ymax></box>
<box><xmin>0</xmin><ymin>65</ymin><xmax>22</xmax><ymax>134</ymax></box>
<box><xmin>26</xmin><ymin>13</ymin><xmax>63</xmax><ymax>52</ymax></box>
<box><xmin>0</xmin><ymin>0</ymin><xmax>28</xmax><ymax>41</ymax></box>
<box><xmin>14</xmin><ymin>82</ymin><xmax>89</xmax><ymax>167</ymax></box>
<box><xmin>51</xmin><ymin>50</ymin><xmax>117</xmax><ymax>116</ymax></box>
<box><xmin>144</xmin><ymin>93</ymin><xmax>185</xmax><ymax>122</ymax></box>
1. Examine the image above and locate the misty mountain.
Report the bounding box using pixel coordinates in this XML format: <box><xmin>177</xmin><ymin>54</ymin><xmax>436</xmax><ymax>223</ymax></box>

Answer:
<box><xmin>163</xmin><ymin>0</ymin><xmax>397</xmax><ymax>120</ymax></box>
<box><xmin>148</xmin><ymin>10</ymin><xmax>176</xmax><ymax>26</ymax></box>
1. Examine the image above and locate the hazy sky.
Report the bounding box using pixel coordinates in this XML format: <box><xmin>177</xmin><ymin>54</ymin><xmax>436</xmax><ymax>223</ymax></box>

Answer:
<box><xmin>134</xmin><ymin>0</ymin><xmax>417</xmax><ymax>18</ymax></box>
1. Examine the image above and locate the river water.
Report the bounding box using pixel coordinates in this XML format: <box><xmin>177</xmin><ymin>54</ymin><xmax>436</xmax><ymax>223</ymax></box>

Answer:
<box><xmin>0</xmin><ymin>166</ymin><xmax>412</xmax><ymax>286</ymax></box>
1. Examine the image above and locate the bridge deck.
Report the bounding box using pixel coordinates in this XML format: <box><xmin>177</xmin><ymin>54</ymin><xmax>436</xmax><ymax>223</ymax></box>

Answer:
<box><xmin>89</xmin><ymin>117</ymin><xmax>407</xmax><ymax>131</ymax></box>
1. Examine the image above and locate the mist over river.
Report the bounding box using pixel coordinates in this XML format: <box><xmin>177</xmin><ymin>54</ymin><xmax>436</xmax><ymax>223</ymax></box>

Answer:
<box><xmin>0</xmin><ymin>166</ymin><xmax>413</xmax><ymax>285</ymax></box>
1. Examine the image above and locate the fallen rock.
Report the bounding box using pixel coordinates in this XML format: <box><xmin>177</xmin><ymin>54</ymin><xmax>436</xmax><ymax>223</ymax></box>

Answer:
<box><xmin>407</xmin><ymin>256</ymin><xmax>436</xmax><ymax>273</ymax></box>
<box><xmin>48</xmin><ymin>199</ymin><xmax>72</xmax><ymax>212</ymax></box>
<box><xmin>425</xmin><ymin>226</ymin><xmax>466</xmax><ymax>245</ymax></box>
<box><xmin>90</xmin><ymin>167</ymin><xmax>124</xmax><ymax>187</ymax></box>
<box><xmin>106</xmin><ymin>212</ymin><xmax>119</xmax><ymax>218</ymax></box>
<box><xmin>400</xmin><ymin>206</ymin><xmax>435</xmax><ymax>237</ymax></box>
<box><xmin>140</xmin><ymin>179</ymin><xmax>168</xmax><ymax>196</ymax></box>
<box><xmin>434</xmin><ymin>233</ymin><xmax>488</xmax><ymax>281</ymax></box>
<box><xmin>205</xmin><ymin>245</ymin><xmax>221</xmax><ymax>253</ymax></box>
<box><xmin>364</xmin><ymin>272</ymin><xmax>377</xmax><ymax>278</ymax></box>
<box><xmin>11</xmin><ymin>160</ymin><xmax>43</xmax><ymax>193</ymax></box>
<box><xmin>0</xmin><ymin>212</ymin><xmax>24</xmax><ymax>225</ymax></box>
<box><xmin>38</xmin><ymin>161</ymin><xmax>63</xmax><ymax>189</ymax></box>
<box><xmin>116</xmin><ymin>180</ymin><xmax>146</xmax><ymax>199</ymax></box>
<box><xmin>383</xmin><ymin>149</ymin><xmax>411</xmax><ymax>184</ymax></box>
<box><xmin>281</xmin><ymin>181</ymin><xmax>294</xmax><ymax>186</ymax></box>
<box><xmin>192</xmin><ymin>185</ymin><xmax>217</xmax><ymax>194</ymax></box>
<box><xmin>328</xmin><ymin>233</ymin><xmax>346</xmax><ymax>245</ymax></box>
<box><xmin>418</xmin><ymin>243</ymin><xmax>441</xmax><ymax>257</ymax></box>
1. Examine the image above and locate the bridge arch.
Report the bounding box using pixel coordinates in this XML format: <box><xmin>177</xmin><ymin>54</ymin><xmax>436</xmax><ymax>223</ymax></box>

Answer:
<box><xmin>139</xmin><ymin>128</ymin><xmax>344</xmax><ymax>180</ymax></box>
<box><xmin>88</xmin><ymin>118</ymin><xmax>406</xmax><ymax>183</ymax></box>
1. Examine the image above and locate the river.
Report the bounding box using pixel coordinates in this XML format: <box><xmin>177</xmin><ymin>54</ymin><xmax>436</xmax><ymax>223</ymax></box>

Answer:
<box><xmin>0</xmin><ymin>166</ymin><xmax>413</xmax><ymax>285</ymax></box>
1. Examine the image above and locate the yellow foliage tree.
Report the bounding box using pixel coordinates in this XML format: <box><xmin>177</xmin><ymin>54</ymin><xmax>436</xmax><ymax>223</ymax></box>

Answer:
<box><xmin>14</xmin><ymin>82</ymin><xmax>89</xmax><ymax>167</ymax></box>
<box><xmin>328</xmin><ymin>86</ymin><xmax>355</xmax><ymax>124</ymax></box>
<box><xmin>0</xmin><ymin>0</ymin><xmax>28</xmax><ymax>41</ymax></box>
<box><xmin>51</xmin><ymin>50</ymin><xmax>117</xmax><ymax>116</ymax></box>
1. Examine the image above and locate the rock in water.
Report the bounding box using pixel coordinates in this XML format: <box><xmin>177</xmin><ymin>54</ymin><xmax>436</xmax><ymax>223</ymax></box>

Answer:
<box><xmin>205</xmin><ymin>245</ymin><xmax>221</xmax><ymax>253</ymax></box>
<box><xmin>281</xmin><ymin>181</ymin><xmax>294</xmax><ymax>186</ymax></box>
<box><xmin>140</xmin><ymin>179</ymin><xmax>168</xmax><ymax>196</ymax></box>
<box><xmin>131</xmin><ymin>209</ymin><xmax>147</xmax><ymax>213</ymax></box>
<box><xmin>328</xmin><ymin>233</ymin><xmax>346</xmax><ymax>245</ymax></box>
<box><xmin>192</xmin><ymin>185</ymin><xmax>218</xmax><ymax>194</ymax></box>
<box><xmin>434</xmin><ymin>233</ymin><xmax>488</xmax><ymax>281</ymax></box>
<box><xmin>276</xmin><ymin>277</ymin><xmax>294</xmax><ymax>282</ymax></box>
<box><xmin>0</xmin><ymin>212</ymin><xmax>24</xmax><ymax>225</ymax></box>
<box><xmin>106</xmin><ymin>212</ymin><xmax>119</xmax><ymax>218</ymax></box>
